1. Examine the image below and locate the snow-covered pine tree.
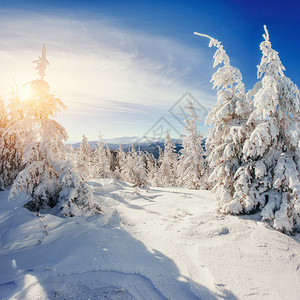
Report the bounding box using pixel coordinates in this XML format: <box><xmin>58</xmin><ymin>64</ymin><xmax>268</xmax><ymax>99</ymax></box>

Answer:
<box><xmin>120</xmin><ymin>146</ymin><xmax>133</xmax><ymax>183</ymax></box>
<box><xmin>10</xmin><ymin>45</ymin><xmax>101</xmax><ymax>216</ymax></box>
<box><xmin>152</xmin><ymin>146</ymin><xmax>163</xmax><ymax>186</ymax></box>
<box><xmin>177</xmin><ymin>96</ymin><xmax>207</xmax><ymax>189</ymax></box>
<box><xmin>80</xmin><ymin>134</ymin><xmax>91</xmax><ymax>163</ymax></box>
<box><xmin>194</xmin><ymin>32</ymin><xmax>250</xmax><ymax>208</ymax></box>
<box><xmin>105</xmin><ymin>144</ymin><xmax>114</xmax><ymax>173</ymax></box>
<box><xmin>1</xmin><ymin>84</ymin><xmax>25</xmax><ymax>187</ymax></box>
<box><xmin>232</xmin><ymin>26</ymin><xmax>300</xmax><ymax>232</ymax></box>
<box><xmin>93</xmin><ymin>133</ymin><xmax>111</xmax><ymax>179</ymax></box>
<box><xmin>119</xmin><ymin>145</ymin><xmax>148</xmax><ymax>188</ymax></box>
<box><xmin>65</xmin><ymin>143</ymin><xmax>76</xmax><ymax>162</ymax></box>
<box><xmin>0</xmin><ymin>98</ymin><xmax>8</xmax><ymax>190</ymax></box>
<box><xmin>115</xmin><ymin>144</ymin><xmax>126</xmax><ymax>180</ymax></box>
<box><xmin>145</xmin><ymin>151</ymin><xmax>158</xmax><ymax>186</ymax></box>
<box><xmin>132</xmin><ymin>149</ymin><xmax>148</xmax><ymax>188</ymax></box>
<box><xmin>77</xmin><ymin>134</ymin><xmax>93</xmax><ymax>179</ymax></box>
<box><xmin>155</xmin><ymin>132</ymin><xmax>178</xmax><ymax>187</ymax></box>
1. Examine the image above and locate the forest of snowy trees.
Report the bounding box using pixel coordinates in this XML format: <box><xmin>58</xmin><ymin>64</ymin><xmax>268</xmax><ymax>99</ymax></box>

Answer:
<box><xmin>1</xmin><ymin>26</ymin><xmax>300</xmax><ymax>234</ymax></box>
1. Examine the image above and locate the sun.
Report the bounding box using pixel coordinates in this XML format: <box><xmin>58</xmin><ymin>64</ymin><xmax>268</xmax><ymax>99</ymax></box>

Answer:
<box><xmin>19</xmin><ymin>84</ymin><xmax>33</xmax><ymax>102</ymax></box>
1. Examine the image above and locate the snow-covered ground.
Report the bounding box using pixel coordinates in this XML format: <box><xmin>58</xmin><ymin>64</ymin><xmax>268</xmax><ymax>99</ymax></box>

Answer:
<box><xmin>0</xmin><ymin>178</ymin><xmax>299</xmax><ymax>299</ymax></box>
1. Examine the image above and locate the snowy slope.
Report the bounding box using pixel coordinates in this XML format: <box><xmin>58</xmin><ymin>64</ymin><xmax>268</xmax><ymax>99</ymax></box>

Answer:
<box><xmin>0</xmin><ymin>179</ymin><xmax>299</xmax><ymax>299</ymax></box>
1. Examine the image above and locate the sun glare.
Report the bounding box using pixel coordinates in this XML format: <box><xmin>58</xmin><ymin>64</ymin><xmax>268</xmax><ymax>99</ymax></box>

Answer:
<box><xmin>19</xmin><ymin>84</ymin><xmax>32</xmax><ymax>102</ymax></box>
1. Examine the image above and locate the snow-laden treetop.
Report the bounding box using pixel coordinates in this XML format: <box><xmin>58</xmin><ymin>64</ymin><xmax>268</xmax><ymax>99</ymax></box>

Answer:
<box><xmin>32</xmin><ymin>44</ymin><xmax>49</xmax><ymax>80</ymax></box>
<box><xmin>194</xmin><ymin>32</ymin><xmax>245</xmax><ymax>104</ymax></box>
<box><xmin>258</xmin><ymin>25</ymin><xmax>285</xmax><ymax>78</ymax></box>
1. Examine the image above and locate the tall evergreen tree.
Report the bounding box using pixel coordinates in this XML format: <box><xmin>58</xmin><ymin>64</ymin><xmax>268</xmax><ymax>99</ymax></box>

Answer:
<box><xmin>10</xmin><ymin>45</ymin><xmax>101</xmax><ymax>216</ymax></box>
<box><xmin>105</xmin><ymin>144</ymin><xmax>114</xmax><ymax>173</ymax></box>
<box><xmin>2</xmin><ymin>85</ymin><xmax>26</xmax><ymax>187</ymax></box>
<box><xmin>119</xmin><ymin>145</ymin><xmax>148</xmax><ymax>188</ymax></box>
<box><xmin>145</xmin><ymin>151</ymin><xmax>158</xmax><ymax>187</ymax></box>
<box><xmin>114</xmin><ymin>144</ymin><xmax>124</xmax><ymax>180</ymax></box>
<box><xmin>77</xmin><ymin>134</ymin><xmax>93</xmax><ymax>179</ymax></box>
<box><xmin>0</xmin><ymin>98</ymin><xmax>8</xmax><ymax>190</ymax></box>
<box><xmin>232</xmin><ymin>26</ymin><xmax>300</xmax><ymax>232</ymax></box>
<box><xmin>155</xmin><ymin>132</ymin><xmax>178</xmax><ymax>187</ymax></box>
<box><xmin>194</xmin><ymin>32</ymin><xmax>250</xmax><ymax>207</ymax></box>
<box><xmin>93</xmin><ymin>133</ymin><xmax>111</xmax><ymax>179</ymax></box>
<box><xmin>177</xmin><ymin>97</ymin><xmax>206</xmax><ymax>189</ymax></box>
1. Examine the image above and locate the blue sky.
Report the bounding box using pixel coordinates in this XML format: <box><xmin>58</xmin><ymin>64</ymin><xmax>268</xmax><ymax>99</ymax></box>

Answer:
<box><xmin>0</xmin><ymin>0</ymin><xmax>299</xmax><ymax>142</ymax></box>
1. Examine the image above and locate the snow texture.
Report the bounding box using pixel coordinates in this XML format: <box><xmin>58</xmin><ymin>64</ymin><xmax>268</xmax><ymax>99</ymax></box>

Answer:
<box><xmin>0</xmin><ymin>180</ymin><xmax>300</xmax><ymax>299</ymax></box>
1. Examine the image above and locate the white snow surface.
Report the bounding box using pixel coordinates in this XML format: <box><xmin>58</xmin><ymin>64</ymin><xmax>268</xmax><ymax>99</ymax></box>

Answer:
<box><xmin>0</xmin><ymin>178</ymin><xmax>300</xmax><ymax>299</ymax></box>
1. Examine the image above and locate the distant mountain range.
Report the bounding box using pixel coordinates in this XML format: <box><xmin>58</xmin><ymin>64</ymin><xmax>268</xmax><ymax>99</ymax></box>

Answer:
<box><xmin>72</xmin><ymin>136</ymin><xmax>136</xmax><ymax>148</ymax></box>
<box><xmin>71</xmin><ymin>136</ymin><xmax>205</xmax><ymax>159</ymax></box>
<box><xmin>104</xmin><ymin>136</ymin><xmax>182</xmax><ymax>145</ymax></box>
<box><xmin>103</xmin><ymin>136</ymin><xmax>141</xmax><ymax>144</ymax></box>
<box><xmin>71</xmin><ymin>136</ymin><xmax>182</xmax><ymax>158</ymax></box>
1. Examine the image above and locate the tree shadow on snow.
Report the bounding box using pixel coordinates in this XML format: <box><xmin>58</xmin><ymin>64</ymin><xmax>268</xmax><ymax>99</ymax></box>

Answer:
<box><xmin>91</xmin><ymin>181</ymin><xmax>162</xmax><ymax>216</ymax></box>
<box><xmin>149</xmin><ymin>187</ymin><xmax>210</xmax><ymax>200</ymax></box>
<box><xmin>234</xmin><ymin>212</ymin><xmax>300</xmax><ymax>244</ymax></box>
<box><xmin>0</xmin><ymin>210</ymin><xmax>238</xmax><ymax>299</ymax></box>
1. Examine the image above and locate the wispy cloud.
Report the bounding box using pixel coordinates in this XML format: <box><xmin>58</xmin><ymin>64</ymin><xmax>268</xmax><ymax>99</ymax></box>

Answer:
<box><xmin>0</xmin><ymin>10</ymin><xmax>215</xmax><ymax>140</ymax></box>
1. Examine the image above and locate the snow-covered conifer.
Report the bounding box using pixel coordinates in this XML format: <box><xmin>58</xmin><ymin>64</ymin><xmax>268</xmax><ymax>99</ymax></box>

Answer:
<box><xmin>177</xmin><ymin>97</ymin><xmax>207</xmax><ymax>189</ymax></box>
<box><xmin>93</xmin><ymin>134</ymin><xmax>111</xmax><ymax>179</ymax></box>
<box><xmin>0</xmin><ymin>98</ymin><xmax>8</xmax><ymax>190</ymax></box>
<box><xmin>1</xmin><ymin>85</ymin><xmax>26</xmax><ymax>187</ymax></box>
<box><xmin>155</xmin><ymin>132</ymin><xmax>178</xmax><ymax>187</ymax></box>
<box><xmin>132</xmin><ymin>149</ymin><xmax>148</xmax><ymax>188</ymax></box>
<box><xmin>120</xmin><ymin>146</ymin><xmax>133</xmax><ymax>183</ymax></box>
<box><xmin>152</xmin><ymin>146</ymin><xmax>163</xmax><ymax>186</ymax></box>
<box><xmin>119</xmin><ymin>145</ymin><xmax>148</xmax><ymax>188</ymax></box>
<box><xmin>194</xmin><ymin>32</ymin><xmax>250</xmax><ymax>207</ymax></box>
<box><xmin>10</xmin><ymin>45</ymin><xmax>101</xmax><ymax>216</ymax></box>
<box><xmin>145</xmin><ymin>151</ymin><xmax>158</xmax><ymax>186</ymax></box>
<box><xmin>65</xmin><ymin>143</ymin><xmax>76</xmax><ymax>162</ymax></box>
<box><xmin>232</xmin><ymin>26</ymin><xmax>300</xmax><ymax>232</ymax></box>
<box><xmin>77</xmin><ymin>134</ymin><xmax>93</xmax><ymax>179</ymax></box>
<box><xmin>115</xmin><ymin>144</ymin><xmax>126</xmax><ymax>180</ymax></box>
<box><xmin>105</xmin><ymin>144</ymin><xmax>113</xmax><ymax>173</ymax></box>
<box><xmin>80</xmin><ymin>134</ymin><xmax>91</xmax><ymax>161</ymax></box>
